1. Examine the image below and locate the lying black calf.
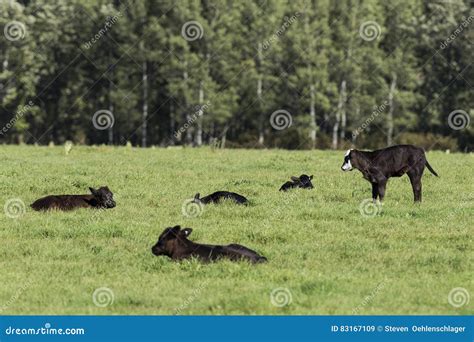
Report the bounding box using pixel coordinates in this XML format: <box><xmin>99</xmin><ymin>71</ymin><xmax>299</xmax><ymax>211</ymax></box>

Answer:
<box><xmin>279</xmin><ymin>174</ymin><xmax>314</xmax><ymax>191</ymax></box>
<box><xmin>151</xmin><ymin>225</ymin><xmax>267</xmax><ymax>263</ymax></box>
<box><xmin>31</xmin><ymin>186</ymin><xmax>116</xmax><ymax>211</ymax></box>
<box><xmin>341</xmin><ymin>144</ymin><xmax>438</xmax><ymax>202</ymax></box>
<box><xmin>193</xmin><ymin>191</ymin><xmax>248</xmax><ymax>205</ymax></box>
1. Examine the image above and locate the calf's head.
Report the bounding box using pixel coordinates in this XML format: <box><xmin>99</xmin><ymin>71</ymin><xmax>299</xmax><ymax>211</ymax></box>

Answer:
<box><xmin>341</xmin><ymin>149</ymin><xmax>354</xmax><ymax>171</ymax></box>
<box><xmin>89</xmin><ymin>186</ymin><xmax>116</xmax><ymax>208</ymax></box>
<box><xmin>193</xmin><ymin>193</ymin><xmax>201</xmax><ymax>203</ymax></box>
<box><xmin>291</xmin><ymin>174</ymin><xmax>314</xmax><ymax>189</ymax></box>
<box><xmin>151</xmin><ymin>225</ymin><xmax>193</xmax><ymax>257</ymax></box>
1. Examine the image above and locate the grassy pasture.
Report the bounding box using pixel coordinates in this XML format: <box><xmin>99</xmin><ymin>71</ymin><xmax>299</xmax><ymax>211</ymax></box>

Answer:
<box><xmin>0</xmin><ymin>145</ymin><xmax>472</xmax><ymax>315</ymax></box>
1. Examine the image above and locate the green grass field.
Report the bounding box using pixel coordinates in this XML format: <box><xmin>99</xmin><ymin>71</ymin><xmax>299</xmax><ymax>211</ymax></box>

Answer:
<box><xmin>0</xmin><ymin>145</ymin><xmax>472</xmax><ymax>315</ymax></box>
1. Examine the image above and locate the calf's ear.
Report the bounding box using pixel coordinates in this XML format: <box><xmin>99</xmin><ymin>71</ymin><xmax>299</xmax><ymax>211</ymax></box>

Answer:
<box><xmin>180</xmin><ymin>228</ymin><xmax>193</xmax><ymax>237</ymax></box>
<box><xmin>309</xmin><ymin>175</ymin><xmax>313</xmax><ymax>180</ymax></box>
<box><xmin>89</xmin><ymin>187</ymin><xmax>98</xmax><ymax>195</ymax></box>
<box><xmin>290</xmin><ymin>176</ymin><xmax>299</xmax><ymax>182</ymax></box>
<box><xmin>194</xmin><ymin>193</ymin><xmax>200</xmax><ymax>200</ymax></box>
<box><xmin>168</xmin><ymin>226</ymin><xmax>181</xmax><ymax>237</ymax></box>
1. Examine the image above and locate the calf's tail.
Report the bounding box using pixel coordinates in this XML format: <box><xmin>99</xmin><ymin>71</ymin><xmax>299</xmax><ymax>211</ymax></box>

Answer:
<box><xmin>425</xmin><ymin>160</ymin><xmax>439</xmax><ymax>177</ymax></box>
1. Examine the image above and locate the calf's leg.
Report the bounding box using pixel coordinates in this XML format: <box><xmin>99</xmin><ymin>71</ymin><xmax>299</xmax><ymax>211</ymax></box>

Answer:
<box><xmin>371</xmin><ymin>182</ymin><xmax>379</xmax><ymax>202</ymax></box>
<box><xmin>377</xmin><ymin>180</ymin><xmax>387</xmax><ymax>202</ymax></box>
<box><xmin>408</xmin><ymin>172</ymin><xmax>422</xmax><ymax>202</ymax></box>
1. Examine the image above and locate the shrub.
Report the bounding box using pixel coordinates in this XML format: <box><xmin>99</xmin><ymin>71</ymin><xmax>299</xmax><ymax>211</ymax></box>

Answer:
<box><xmin>395</xmin><ymin>133</ymin><xmax>459</xmax><ymax>151</ymax></box>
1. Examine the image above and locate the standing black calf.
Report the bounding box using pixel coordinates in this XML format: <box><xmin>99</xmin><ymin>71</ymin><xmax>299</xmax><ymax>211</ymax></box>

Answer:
<box><xmin>151</xmin><ymin>226</ymin><xmax>267</xmax><ymax>263</ymax></box>
<box><xmin>279</xmin><ymin>174</ymin><xmax>314</xmax><ymax>191</ymax></box>
<box><xmin>341</xmin><ymin>145</ymin><xmax>438</xmax><ymax>202</ymax></box>
<box><xmin>31</xmin><ymin>186</ymin><xmax>116</xmax><ymax>211</ymax></box>
<box><xmin>193</xmin><ymin>191</ymin><xmax>248</xmax><ymax>205</ymax></box>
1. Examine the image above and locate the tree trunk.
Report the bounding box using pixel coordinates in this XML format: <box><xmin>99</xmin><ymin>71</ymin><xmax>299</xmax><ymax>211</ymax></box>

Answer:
<box><xmin>352</xmin><ymin>105</ymin><xmax>360</xmax><ymax>144</ymax></box>
<box><xmin>195</xmin><ymin>81</ymin><xmax>204</xmax><ymax>146</ymax></box>
<box><xmin>170</xmin><ymin>101</ymin><xmax>175</xmax><ymax>144</ymax></box>
<box><xmin>108</xmin><ymin>102</ymin><xmax>114</xmax><ymax>145</ymax></box>
<box><xmin>304</xmin><ymin>15</ymin><xmax>317</xmax><ymax>149</ymax></box>
<box><xmin>339</xmin><ymin>9</ymin><xmax>356</xmax><ymax>144</ymax></box>
<box><xmin>332</xmin><ymin>80</ymin><xmax>346</xmax><ymax>149</ymax></box>
<box><xmin>387</xmin><ymin>72</ymin><xmax>397</xmax><ymax>146</ymax></box>
<box><xmin>2</xmin><ymin>53</ymin><xmax>8</xmax><ymax>100</ymax></box>
<box><xmin>2</xmin><ymin>53</ymin><xmax>8</xmax><ymax>72</ymax></box>
<box><xmin>340</xmin><ymin>101</ymin><xmax>346</xmax><ymax>141</ymax></box>
<box><xmin>183</xmin><ymin>61</ymin><xmax>192</xmax><ymax>145</ymax></box>
<box><xmin>221</xmin><ymin>125</ymin><xmax>229</xmax><ymax>149</ymax></box>
<box><xmin>141</xmin><ymin>59</ymin><xmax>148</xmax><ymax>147</ymax></box>
<box><xmin>323</xmin><ymin>113</ymin><xmax>329</xmax><ymax>132</ymax></box>
<box><xmin>108</xmin><ymin>61</ymin><xmax>114</xmax><ymax>145</ymax></box>
<box><xmin>309</xmin><ymin>83</ymin><xmax>317</xmax><ymax>148</ymax></box>
<box><xmin>208</xmin><ymin>122</ymin><xmax>215</xmax><ymax>144</ymax></box>
<box><xmin>332</xmin><ymin>117</ymin><xmax>339</xmax><ymax>150</ymax></box>
<box><xmin>257</xmin><ymin>42</ymin><xmax>264</xmax><ymax>145</ymax></box>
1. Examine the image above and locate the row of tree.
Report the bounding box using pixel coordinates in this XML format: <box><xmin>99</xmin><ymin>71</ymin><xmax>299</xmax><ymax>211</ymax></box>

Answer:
<box><xmin>1</xmin><ymin>0</ymin><xmax>473</xmax><ymax>150</ymax></box>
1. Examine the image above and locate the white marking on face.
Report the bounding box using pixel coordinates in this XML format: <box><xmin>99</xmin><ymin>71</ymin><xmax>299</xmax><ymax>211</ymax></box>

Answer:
<box><xmin>341</xmin><ymin>159</ymin><xmax>352</xmax><ymax>171</ymax></box>
<box><xmin>341</xmin><ymin>149</ymin><xmax>353</xmax><ymax>171</ymax></box>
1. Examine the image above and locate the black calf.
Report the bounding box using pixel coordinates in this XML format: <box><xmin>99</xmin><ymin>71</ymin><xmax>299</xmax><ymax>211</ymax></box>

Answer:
<box><xmin>193</xmin><ymin>191</ymin><xmax>248</xmax><ymax>205</ymax></box>
<box><xmin>279</xmin><ymin>174</ymin><xmax>314</xmax><ymax>191</ymax></box>
<box><xmin>31</xmin><ymin>186</ymin><xmax>116</xmax><ymax>211</ymax></box>
<box><xmin>151</xmin><ymin>226</ymin><xmax>267</xmax><ymax>264</ymax></box>
<box><xmin>341</xmin><ymin>144</ymin><xmax>438</xmax><ymax>202</ymax></box>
